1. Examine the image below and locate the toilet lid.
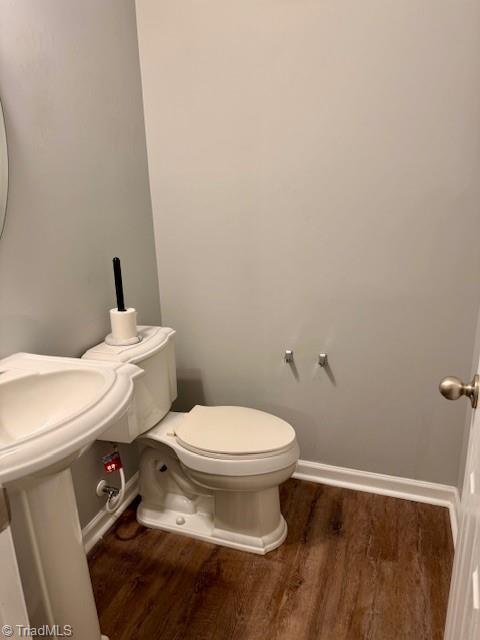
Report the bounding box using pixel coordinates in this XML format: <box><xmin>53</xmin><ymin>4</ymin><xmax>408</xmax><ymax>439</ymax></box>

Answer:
<box><xmin>174</xmin><ymin>405</ymin><xmax>296</xmax><ymax>458</ymax></box>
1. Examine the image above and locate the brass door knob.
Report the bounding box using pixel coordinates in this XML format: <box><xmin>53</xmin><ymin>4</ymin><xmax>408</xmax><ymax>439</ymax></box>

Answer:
<box><xmin>439</xmin><ymin>374</ymin><xmax>479</xmax><ymax>408</ymax></box>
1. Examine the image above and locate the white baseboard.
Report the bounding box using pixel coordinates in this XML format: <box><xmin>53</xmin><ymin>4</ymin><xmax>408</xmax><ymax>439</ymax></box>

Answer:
<box><xmin>293</xmin><ymin>459</ymin><xmax>460</xmax><ymax>546</ymax></box>
<box><xmin>82</xmin><ymin>472</ymin><xmax>139</xmax><ymax>554</ymax></box>
<box><xmin>81</xmin><ymin>463</ymin><xmax>460</xmax><ymax>552</ymax></box>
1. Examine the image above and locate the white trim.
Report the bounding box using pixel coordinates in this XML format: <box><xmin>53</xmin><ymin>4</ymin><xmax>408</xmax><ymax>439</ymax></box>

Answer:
<box><xmin>81</xmin><ymin>463</ymin><xmax>460</xmax><ymax>552</ymax></box>
<box><xmin>451</xmin><ymin>488</ymin><xmax>461</xmax><ymax>547</ymax></box>
<box><xmin>0</xmin><ymin>525</ymin><xmax>29</xmax><ymax>632</ymax></box>
<box><xmin>293</xmin><ymin>459</ymin><xmax>460</xmax><ymax>546</ymax></box>
<box><xmin>82</xmin><ymin>472</ymin><xmax>139</xmax><ymax>554</ymax></box>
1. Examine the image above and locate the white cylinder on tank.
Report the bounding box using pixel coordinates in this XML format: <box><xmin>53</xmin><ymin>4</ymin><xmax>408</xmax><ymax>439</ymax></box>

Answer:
<box><xmin>106</xmin><ymin>308</ymin><xmax>140</xmax><ymax>345</ymax></box>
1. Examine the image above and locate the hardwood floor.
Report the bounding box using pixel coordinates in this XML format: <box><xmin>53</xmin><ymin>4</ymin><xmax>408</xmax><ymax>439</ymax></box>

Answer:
<box><xmin>88</xmin><ymin>479</ymin><xmax>453</xmax><ymax>640</ymax></box>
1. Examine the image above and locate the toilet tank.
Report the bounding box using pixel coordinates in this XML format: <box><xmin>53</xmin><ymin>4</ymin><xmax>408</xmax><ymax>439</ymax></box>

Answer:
<box><xmin>82</xmin><ymin>326</ymin><xmax>177</xmax><ymax>443</ymax></box>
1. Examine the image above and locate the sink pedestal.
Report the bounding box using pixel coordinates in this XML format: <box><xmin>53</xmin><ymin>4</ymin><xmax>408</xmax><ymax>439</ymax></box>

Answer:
<box><xmin>0</xmin><ymin>352</ymin><xmax>139</xmax><ymax>640</ymax></box>
<box><xmin>11</xmin><ymin>469</ymin><xmax>107</xmax><ymax>640</ymax></box>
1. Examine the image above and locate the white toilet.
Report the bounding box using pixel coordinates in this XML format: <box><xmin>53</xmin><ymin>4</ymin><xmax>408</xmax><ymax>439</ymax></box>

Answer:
<box><xmin>83</xmin><ymin>326</ymin><xmax>299</xmax><ymax>554</ymax></box>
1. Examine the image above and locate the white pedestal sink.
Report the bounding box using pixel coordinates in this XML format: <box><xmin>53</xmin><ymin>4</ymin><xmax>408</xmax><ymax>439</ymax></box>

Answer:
<box><xmin>0</xmin><ymin>353</ymin><xmax>142</xmax><ymax>640</ymax></box>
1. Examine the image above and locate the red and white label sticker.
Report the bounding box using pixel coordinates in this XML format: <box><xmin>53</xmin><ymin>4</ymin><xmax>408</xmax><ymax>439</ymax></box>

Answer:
<box><xmin>102</xmin><ymin>450</ymin><xmax>123</xmax><ymax>473</ymax></box>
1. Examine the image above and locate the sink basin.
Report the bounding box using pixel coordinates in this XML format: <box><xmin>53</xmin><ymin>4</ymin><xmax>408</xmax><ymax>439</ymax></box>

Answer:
<box><xmin>0</xmin><ymin>352</ymin><xmax>141</xmax><ymax>484</ymax></box>
<box><xmin>0</xmin><ymin>369</ymin><xmax>107</xmax><ymax>445</ymax></box>
<box><xmin>0</xmin><ymin>352</ymin><xmax>142</xmax><ymax>640</ymax></box>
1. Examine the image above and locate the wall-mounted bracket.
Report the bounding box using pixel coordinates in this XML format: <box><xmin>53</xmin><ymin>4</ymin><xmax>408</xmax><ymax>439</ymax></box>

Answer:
<box><xmin>318</xmin><ymin>353</ymin><xmax>328</xmax><ymax>368</ymax></box>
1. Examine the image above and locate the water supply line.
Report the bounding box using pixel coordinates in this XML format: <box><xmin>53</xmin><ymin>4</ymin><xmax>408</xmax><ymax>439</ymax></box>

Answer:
<box><xmin>107</xmin><ymin>467</ymin><xmax>125</xmax><ymax>513</ymax></box>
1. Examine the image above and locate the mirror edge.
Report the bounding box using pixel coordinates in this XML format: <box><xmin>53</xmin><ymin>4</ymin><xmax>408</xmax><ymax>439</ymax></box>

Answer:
<box><xmin>0</xmin><ymin>98</ymin><xmax>8</xmax><ymax>240</ymax></box>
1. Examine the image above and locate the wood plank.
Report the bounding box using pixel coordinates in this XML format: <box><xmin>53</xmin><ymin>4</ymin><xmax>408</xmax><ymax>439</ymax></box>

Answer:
<box><xmin>88</xmin><ymin>479</ymin><xmax>453</xmax><ymax>640</ymax></box>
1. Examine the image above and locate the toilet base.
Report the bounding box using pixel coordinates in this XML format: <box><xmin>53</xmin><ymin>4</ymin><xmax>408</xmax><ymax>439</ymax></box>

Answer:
<box><xmin>137</xmin><ymin>500</ymin><xmax>288</xmax><ymax>554</ymax></box>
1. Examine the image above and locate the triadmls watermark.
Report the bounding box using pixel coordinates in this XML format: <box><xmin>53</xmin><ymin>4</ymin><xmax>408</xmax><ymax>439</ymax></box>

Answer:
<box><xmin>1</xmin><ymin>625</ymin><xmax>73</xmax><ymax>637</ymax></box>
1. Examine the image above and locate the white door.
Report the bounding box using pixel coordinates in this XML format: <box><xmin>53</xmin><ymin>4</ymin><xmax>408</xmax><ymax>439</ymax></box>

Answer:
<box><xmin>443</xmin><ymin>371</ymin><xmax>480</xmax><ymax>639</ymax></box>
<box><xmin>0</xmin><ymin>488</ymin><xmax>29</xmax><ymax>638</ymax></box>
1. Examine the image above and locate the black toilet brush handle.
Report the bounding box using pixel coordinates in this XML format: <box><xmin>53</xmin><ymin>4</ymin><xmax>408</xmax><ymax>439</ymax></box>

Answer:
<box><xmin>113</xmin><ymin>257</ymin><xmax>126</xmax><ymax>312</ymax></box>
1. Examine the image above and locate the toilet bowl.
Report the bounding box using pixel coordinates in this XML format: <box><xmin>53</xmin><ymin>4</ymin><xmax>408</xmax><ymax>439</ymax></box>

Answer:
<box><xmin>83</xmin><ymin>326</ymin><xmax>299</xmax><ymax>554</ymax></box>
<box><xmin>137</xmin><ymin>408</ymin><xmax>299</xmax><ymax>553</ymax></box>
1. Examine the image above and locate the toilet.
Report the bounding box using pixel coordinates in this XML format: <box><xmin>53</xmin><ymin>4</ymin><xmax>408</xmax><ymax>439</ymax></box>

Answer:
<box><xmin>83</xmin><ymin>326</ymin><xmax>299</xmax><ymax>554</ymax></box>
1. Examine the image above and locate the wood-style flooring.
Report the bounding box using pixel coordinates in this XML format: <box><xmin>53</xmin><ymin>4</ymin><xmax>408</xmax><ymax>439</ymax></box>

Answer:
<box><xmin>88</xmin><ymin>479</ymin><xmax>453</xmax><ymax>640</ymax></box>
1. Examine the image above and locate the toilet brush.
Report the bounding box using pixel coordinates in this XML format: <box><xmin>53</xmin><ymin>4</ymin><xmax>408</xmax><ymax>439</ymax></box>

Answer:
<box><xmin>105</xmin><ymin>256</ymin><xmax>141</xmax><ymax>346</ymax></box>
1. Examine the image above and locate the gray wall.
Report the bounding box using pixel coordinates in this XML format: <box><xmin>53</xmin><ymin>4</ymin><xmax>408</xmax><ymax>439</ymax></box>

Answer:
<box><xmin>137</xmin><ymin>0</ymin><xmax>480</xmax><ymax>487</ymax></box>
<box><xmin>0</xmin><ymin>0</ymin><xmax>160</xmax><ymax>526</ymax></box>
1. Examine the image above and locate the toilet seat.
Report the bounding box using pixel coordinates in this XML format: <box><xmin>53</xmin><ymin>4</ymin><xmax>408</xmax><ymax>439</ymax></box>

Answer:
<box><xmin>141</xmin><ymin>411</ymin><xmax>300</xmax><ymax>477</ymax></box>
<box><xmin>174</xmin><ymin>405</ymin><xmax>296</xmax><ymax>459</ymax></box>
